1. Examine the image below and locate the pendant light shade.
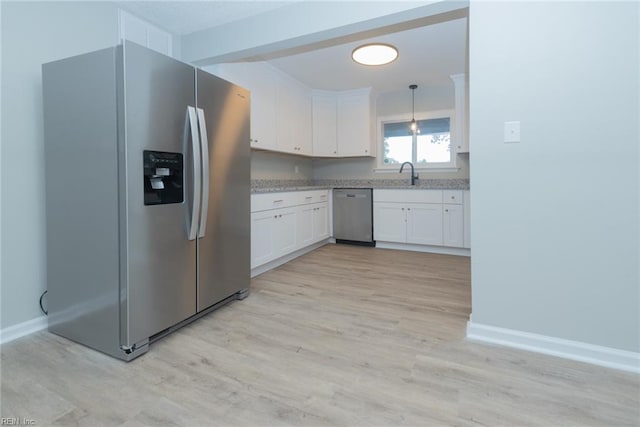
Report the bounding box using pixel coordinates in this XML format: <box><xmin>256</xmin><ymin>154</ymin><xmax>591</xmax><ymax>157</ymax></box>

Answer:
<box><xmin>352</xmin><ymin>43</ymin><xmax>398</xmax><ymax>66</ymax></box>
<box><xmin>409</xmin><ymin>84</ymin><xmax>418</xmax><ymax>134</ymax></box>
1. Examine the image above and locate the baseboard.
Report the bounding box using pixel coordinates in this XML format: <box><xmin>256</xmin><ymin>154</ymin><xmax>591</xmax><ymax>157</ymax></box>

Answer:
<box><xmin>1</xmin><ymin>315</ymin><xmax>48</xmax><ymax>345</ymax></box>
<box><xmin>376</xmin><ymin>241</ymin><xmax>470</xmax><ymax>257</ymax></box>
<box><xmin>251</xmin><ymin>240</ymin><xmax>329</xmax><ymax>278</ymax></box>
<box><xmin>466</xmin><ymin>321</ymin><xmax>640</xmax><ymax>374</ymax></box>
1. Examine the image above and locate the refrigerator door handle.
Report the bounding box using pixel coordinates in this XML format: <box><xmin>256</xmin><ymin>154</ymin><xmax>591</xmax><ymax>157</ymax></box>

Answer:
<box><xmin>187</xmin><ymin>106</ymin><xmax>201</xmax><ymax>241</ymax></box>
<box><xmin>196</xmin><ymin>108</ymin><xmax>209</xmax><ymax>238</ymax></box>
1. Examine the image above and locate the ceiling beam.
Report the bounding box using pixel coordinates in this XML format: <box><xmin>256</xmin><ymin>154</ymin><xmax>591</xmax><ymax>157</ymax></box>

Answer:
<box><xmin>181</xmin><ymin>0</ymin><xmax>469</xmax><ymax>65</ymax></box>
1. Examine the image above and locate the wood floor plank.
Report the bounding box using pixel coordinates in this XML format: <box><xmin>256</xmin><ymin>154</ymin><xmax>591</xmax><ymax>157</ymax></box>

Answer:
<box><xmin>1</xmin><ymin>244</ymin><xmax>638</xmax><ymax>426</ymax></box>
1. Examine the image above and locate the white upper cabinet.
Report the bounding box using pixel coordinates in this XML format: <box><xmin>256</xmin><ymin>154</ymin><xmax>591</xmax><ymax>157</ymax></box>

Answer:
<box><xmin>336</xmin><ymin>88</ymin><xmax>375</xmax><ymax>157</ymax></box>
<box><xmin>312</xmin><ymin>91</ymin><xmax>338</xmax><ymax>156</ymax></box>
<box><xmin>118</xmin><ymin>10</ymin><xmax>173</xmax><ymax>57</ymax></box>
<box><xmin>450</xmin><ymin>73</ymin><xmax>468</xmax><ymax>153</ymax></box>
<box><xmin>209</xmin><ymin>62</ymin><xmax>311</xmax><ymax>156</ymax></box>
<box><xmin>277</xmin><ymin>73</ymin><xmax>312</xmax><ymax>155</ymax></box>
<box><xmin>249</xmin><ymin>65</ymin><xmax>279</xmax><ymax>151</ymax></box>
<box><xmin>208</xmin><ymin>62</ymin><xmax>277</xmax><ymax>151</ymax></box>
<box><xmin>312</xmin><ymin>88</ymin><xmax>375</xmax><ymax>158</ymax></box>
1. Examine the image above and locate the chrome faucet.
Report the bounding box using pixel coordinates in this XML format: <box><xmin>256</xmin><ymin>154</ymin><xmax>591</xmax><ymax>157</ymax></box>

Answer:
<box><xmin>399</xmin><ymin>161</ymin><xmax>418</xmax><ymax>186</ymax></box>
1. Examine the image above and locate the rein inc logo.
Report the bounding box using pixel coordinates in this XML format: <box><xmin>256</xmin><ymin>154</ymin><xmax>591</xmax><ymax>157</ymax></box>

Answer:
<box><xmin>1</xmin><ymin>419</ymin><xmax>36</xmax><ymax>426</ymax></box>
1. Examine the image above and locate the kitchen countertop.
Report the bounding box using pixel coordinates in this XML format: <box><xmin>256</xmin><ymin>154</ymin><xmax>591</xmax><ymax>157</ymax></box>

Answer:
<box><xmin>251</xmin><ymin>179</ymin><xmax>470</xmax><ymax>193</ymax></box>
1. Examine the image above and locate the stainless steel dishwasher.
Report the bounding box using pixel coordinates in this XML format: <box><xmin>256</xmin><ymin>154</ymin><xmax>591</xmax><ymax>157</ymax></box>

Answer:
<box><xmin>332</xmin><ymin>188</ymin><xmax>375</xmax><ymax>246</ymax></box>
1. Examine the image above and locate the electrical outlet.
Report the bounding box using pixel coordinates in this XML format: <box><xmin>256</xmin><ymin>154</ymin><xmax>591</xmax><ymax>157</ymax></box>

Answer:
<box><xmin>294</xmin><ymin>165</ymin><xmax>299</xmax><ymax>174</ymax></box>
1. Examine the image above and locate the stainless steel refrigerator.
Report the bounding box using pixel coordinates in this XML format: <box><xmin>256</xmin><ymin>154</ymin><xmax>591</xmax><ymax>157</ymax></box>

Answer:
<box><xmin>42</xmin><ymin>41</ymin><xmax>250</xmax><ymax>361</ymax></box>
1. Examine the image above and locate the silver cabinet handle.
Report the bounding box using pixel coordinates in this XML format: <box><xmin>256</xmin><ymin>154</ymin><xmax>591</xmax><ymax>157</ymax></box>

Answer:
<box><xmin>196</xmin><ymin>108</ymin><xmax>209</xmax><ymax>238</ymax></box>
<box><xmin>186</xmin><ymin>106</ymin><xmax>201</xmax><ymax>241</ymax></box>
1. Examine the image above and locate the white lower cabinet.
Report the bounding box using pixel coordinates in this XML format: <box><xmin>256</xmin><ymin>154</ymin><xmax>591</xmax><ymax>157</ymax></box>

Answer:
<box><xmin>373</xmin><ymin>203</ymin><xmax>407</xmax><ymax>242</ymax></box>
<box><xmin>406</xmin><ymin>204</ymin><xmax>443</xmax><ymax>245</ymax></box>
<box><xmin>443</xmin><ymin>204</ymin><xmax>464</xmax><ymax>248</ymax></box>
<box><xmin>297</xmin><ymin>204</ymin><xmax>315</xmax><ymax>248</ymax></box>
<box><xmin>274</xmin><ymin>208</ymin><xmax>298</xmax><ymax>255</ymax></box>
<box><xmin>250</xmin><ymin>207</ymin><xmax>297</xmax><ymax>269</ymax></box>
<box><xmin>374</xmin><ymin>203</ymin><xmax>443</xmax><ymax>245</ymax></box>
<box><xmin>463</xmin><ymin>190</ymin><xmax>471</xmax><ymax>248</ymax></box>
<box><xmin>373</xmin><ymin>189</ymin><xmax>468</xmax><ymax>251</ymax></box>
<box><xmin>250</xmin><ymin>210</ymin><xmax>276</xmax><ymax>268</ymax></box>
<box><xmin>313</xmin><ymin>203</ymin><xmax>329</xmax><ymax>241</ymax></box>
<box><xmin>297</xmin><ymin>202</ymin><xmax>329</xmax><ymax>247</ymax></box>
<box><xmin>251</xmin><ymin>191</ymin><xmax>330</xmax><ymax>269</ymax></box>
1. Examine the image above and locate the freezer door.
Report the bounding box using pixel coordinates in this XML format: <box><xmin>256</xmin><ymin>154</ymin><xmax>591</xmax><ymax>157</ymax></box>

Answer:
<box><xmin>120</xmin><ymin>41</ymin><xmax>198</xmax><ymax>347</ymax></box>
<box><xmin>195</xmin><ymin>69</ymin><xmax>250</xmax><ymax>311</ymax></box>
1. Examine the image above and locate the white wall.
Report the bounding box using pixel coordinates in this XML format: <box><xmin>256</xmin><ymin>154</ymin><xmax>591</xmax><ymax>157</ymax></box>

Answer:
<box><xmin>469</xmin><ymin>2</ymin><xmax>639</xmax><ymax>352</ymax></box>
<box><xmin>1</xmin><ymin>2</ymin><xmax>119</xmax><ymax>329</ymax></box>
<box><xmin>251</xmin><ymin>151</ymin><xmax>313</xmax><ymax>180</ymax></box>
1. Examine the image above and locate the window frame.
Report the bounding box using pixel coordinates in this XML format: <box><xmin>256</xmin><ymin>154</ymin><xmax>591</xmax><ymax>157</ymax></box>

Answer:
<box><xmin>376</xmin><ymin>109</ymin><xmax>457</xmax><ymax>172</ymax></box>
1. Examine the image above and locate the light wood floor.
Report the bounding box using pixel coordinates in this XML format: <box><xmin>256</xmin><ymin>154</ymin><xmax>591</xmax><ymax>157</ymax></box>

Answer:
<box><xmin>2</xmin><ymin>245</ymin><xmax>639</xmax><ymax>426</ymax></box>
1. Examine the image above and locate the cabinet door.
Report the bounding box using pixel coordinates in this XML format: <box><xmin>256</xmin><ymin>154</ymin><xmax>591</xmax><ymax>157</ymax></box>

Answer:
<box><xmin>210</xmin><ymin>63</ymin><xmax>277</xmax><ymax>150</ymax></box>
<box><xmin>293</xmin><ymin>83</ymin><xmax>312</xmax><ymax>155</ymax></box>
<box><xmin>443</xmin><ymin>204</ymin><xmax>464</xmax><ymax>248</ymax></box>
<box><xmin>312</xmin><ymin>93</ymin><xmax>338</xmax><ymax>156</ymax></box>
<box><xmin>296</xmin><ymin>204</ymin><xmax>315</xmax><ymax>248</ymax></box>
<box><xmin>273</xmin><ymin>208</ymin><xmax>297</xmax><ymax>256</ymax></box>
<box><xmin>450</xmin><ymin>73</ymin><xmax>468</xmax><ymax>153</ymax></box>
<box><xmin>406</xmin><ymin>204</ymin><xmax>443</xmax><ymax>245</ymax></box>
<box><xmin>337</xmin><ymin>90</ymin><xmax>373</xmax><ymax>157</ymax></box>
<box><xmin>313</xmin><ymin>203</ymin><xmax>329</xmax><ymax>241</ymax></box>
<box><xmin>463</xmin><ymin>190</ymin><xmax>471</xmax><ymax>248</ymax></box>
<box><xmin>275</xmin><ymin>74</ymin><xmax>296</xmax><ymax>154</ymax></box>
<box><xmin>246</xmin><ymin>64</ymin><xmax>277</xmax><ymax>150</ymax></box>
<box><xmin>251</xmin><ymin>210</ymin><xmax>276</xmax><ymax>268</ymax></box>
<box><xmin>373</xmin><ymin>203</ymin><xmax>406</xmax><ymax>243</ymax></box>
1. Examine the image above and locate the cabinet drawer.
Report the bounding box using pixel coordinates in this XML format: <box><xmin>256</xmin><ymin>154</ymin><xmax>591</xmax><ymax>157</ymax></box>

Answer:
<box><xmin>252</xmin><ymin>190</ymin><xmax>329</xmax><ymax>212</ymax></box>
<box><xmin>296</xmin><ymin>190</ymin><xmax>329</xmax><ymax>205</ymax></box>
<box><xmin>374</xmin><ymin>189</ymin><xmax>443</xmax><ymax>204</ymax></box>
<box><xmin>443</xmin><ymin>190</ymin><xmax>463</xmax><ymax>204</ymax></box>
<box><xmin>251</xmin><ymin>193</ymin><xmax>297</xmax><ymax>212</ymax></box>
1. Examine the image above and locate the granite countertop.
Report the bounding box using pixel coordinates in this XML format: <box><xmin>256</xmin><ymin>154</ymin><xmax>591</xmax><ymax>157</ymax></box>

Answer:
<box><xmin>251</xmin><ymin>179</ymin><xmax>470</xmax><ymax>193</ymax></box>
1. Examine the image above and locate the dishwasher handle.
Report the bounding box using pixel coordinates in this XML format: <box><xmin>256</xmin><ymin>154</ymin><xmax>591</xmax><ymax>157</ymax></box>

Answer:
<box><xmin>335</xmin><ymin>193</ymin><xmax>368</xmax><ymax>199</ymax></box>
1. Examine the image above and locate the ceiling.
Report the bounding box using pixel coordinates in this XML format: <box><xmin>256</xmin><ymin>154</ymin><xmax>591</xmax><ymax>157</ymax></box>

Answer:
<box><xmin>268</xmin><ymin>17</ymin><xmax>467</xmax><ymax>92</ymax></box>
<box><xmin>116</xmin><ymin>1</ymin><xmax>467</xmax><ymax>93</ymax></box>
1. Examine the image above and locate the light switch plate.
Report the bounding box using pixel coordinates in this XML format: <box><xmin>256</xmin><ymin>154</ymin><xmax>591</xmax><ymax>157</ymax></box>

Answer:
<box><xmin>504</xmin><ymin>121</ymin><xmax>521</xmax><ymax>143</ymax></box>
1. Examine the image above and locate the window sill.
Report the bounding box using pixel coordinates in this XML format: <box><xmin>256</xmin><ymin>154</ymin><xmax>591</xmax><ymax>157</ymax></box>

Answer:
<box><xmin>374</xmin><ymin>167</ymin><xmax>460</xmax><ymax>174</ymax></box>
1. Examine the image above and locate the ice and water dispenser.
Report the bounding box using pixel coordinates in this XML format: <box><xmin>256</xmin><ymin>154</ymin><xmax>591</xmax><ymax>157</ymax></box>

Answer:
<box><xmin>143</xmin><ymin>150</ymin><xmax>184</xmax><ymax>205</ymax></box>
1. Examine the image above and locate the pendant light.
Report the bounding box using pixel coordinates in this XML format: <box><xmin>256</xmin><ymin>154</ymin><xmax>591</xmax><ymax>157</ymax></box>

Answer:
<box><xmin>409</xmin><ymin>84</ymin><xmax>418</xmax><ymax>134</ymax></box>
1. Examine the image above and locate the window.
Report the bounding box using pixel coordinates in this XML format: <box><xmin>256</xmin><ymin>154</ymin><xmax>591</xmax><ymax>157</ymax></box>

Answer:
<box><xmin>378</xmin><ymin>110</ymin><xmax>455</xmax><ymax>170</ymax></box>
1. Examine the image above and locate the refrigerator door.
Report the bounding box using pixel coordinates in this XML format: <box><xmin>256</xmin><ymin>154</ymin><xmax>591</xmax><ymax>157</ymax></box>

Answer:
<box><xmin>195</xmin><ymin>69</ymin><xmax>250</xmax><ymax>311</ymax></box>
<box><xmin>120</xmin><ymin>41</ymin><xmax>198</xmax><ymax>347</ymax></box>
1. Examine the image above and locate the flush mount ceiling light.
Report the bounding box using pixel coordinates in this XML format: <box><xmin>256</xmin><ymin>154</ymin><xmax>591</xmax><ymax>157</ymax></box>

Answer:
<box><xmin>351</xmin><ymin>43</ymin><xmax>398</xmax><ymax>66</ymax></box>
